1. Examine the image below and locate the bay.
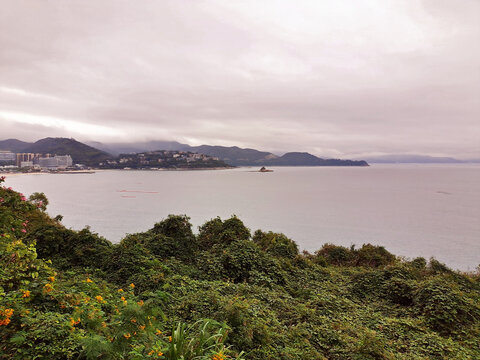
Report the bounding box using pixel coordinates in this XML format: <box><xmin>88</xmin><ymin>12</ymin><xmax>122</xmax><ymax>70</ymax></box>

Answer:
<box><xmin>3</xmin><ymin>165</ymin><xmax>479</xmax><ymax>271</ymax></box>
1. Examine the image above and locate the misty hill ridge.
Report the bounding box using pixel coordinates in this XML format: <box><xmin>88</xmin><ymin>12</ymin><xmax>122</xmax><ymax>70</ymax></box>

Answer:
<box><xmin>88</xmin><ymin>140</ymin><xmax>367</xmax><ymax>166</ymax></box>
<box><xmin>265</xmin><ymin>152</ymin><xmax>368</xmax><ymax>166</ymax></box>
<box><xmin>0</xmin><ymin>137</ymin><xmax>112</xmax><ymax>165</ymax></box>
<box><xmin>0</xmin><ymin>139</ymin><xmax>31</xmax><ymax>152</ymax></box>
<box><xmin>86</xmin><ymin>140</ymin><xmax>188</xmax><ymax>155</ymax></box>
<box><xmin>86</xmin><ymin>141</ymin><xmax>277</xmax><ymax>166</ymax></box>
<box><xmin>1</xmin><ymin>137</ymin><xmax>368</xmax><ymax>166</ymax></box>
<box><xmin>27</xmin><ymin>138</ymin><xmax>112</xmax><ymax>165</ymax></box>
<box><xmin>186</xmin><ymin>145</ymin><xmax>276</xmax><ymax>166</ymax></box>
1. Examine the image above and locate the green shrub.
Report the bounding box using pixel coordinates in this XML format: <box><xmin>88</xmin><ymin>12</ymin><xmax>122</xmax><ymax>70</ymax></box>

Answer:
<box><xmin>355</xmin><ymin>244</ymin><xmax>396</xmax><ymax>268</ymax></box>
<box><xmin>252</xmin><ymin>230</ymin><xmax>299</xmax><ymax>259</ymax></box>
<box><xmin>384</xmin><ymin>277</ymin><xmax>414</xmax><ymax>306</ymax></box>
<box><xmin>315</xmin><ymin>244</ymin><xmax>355</xmax><ymax>266</ymax></box>
<box><xmin>414</xmin><ymin>278</ymin><xmax>480</xmax><ymax>334</ymax></box>
<box><xmin>198</xmin><ymin>216</ymin><xmax>250</xmax><ymax>250</ymax></box>
<box><xmin>409</xmin><ymin>257</ymin><xmax>427</xmax><ymax>270</ymax></box>
<box><xmin>27</xmin><ymin>225</ymin><xmax>112</xmax><ymax>270</ymax></box>
<box><xmin>102</xmin><ymin>238</ymin><xmax>167</xmax><ymax>291</ymax></box>
<box><xmin>150</xmin><ymin>215</ymin><xmax>197</xmax><ymax>261</ymax></box>
<box><xmin>428</xmin><ymin>258</ymin><xmax>453</xmax><ymax>274</ymax></box>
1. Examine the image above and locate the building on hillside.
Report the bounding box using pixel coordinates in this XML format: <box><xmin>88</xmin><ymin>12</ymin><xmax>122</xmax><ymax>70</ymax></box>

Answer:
<box><xmin>16</xmin><ymin>153</ymin><xmax>41</xmax><ymax>167</ymax></box>
<box><xmin>0</xmin><ymin>151</ymin><xmax>16</xmax><ymax>162</ymax></box>
<box><xmin>38</xmin><ymin>157</ymin><xmax>58</xmax><ymax>169</ymax></box>
<box><xmin>20</xmin><ymin>161</ymin><xmax>34</xmax><ymax>168</ymax></box>
<box><xmin>38</xmin><ymin>155</ymin><xmax>73</xmax><ymax>170</ymax></box>
<box><xmin>55</xmin><ymin>155</ymin><xmax>73</xmax><ymax>168</ymax></box>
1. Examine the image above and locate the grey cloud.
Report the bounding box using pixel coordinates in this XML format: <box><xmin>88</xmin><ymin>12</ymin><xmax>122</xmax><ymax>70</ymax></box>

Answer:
<box><xmin>0</xmin><ymin>0</ymin><xmax>478</xmax><ymax>159</ymax></box>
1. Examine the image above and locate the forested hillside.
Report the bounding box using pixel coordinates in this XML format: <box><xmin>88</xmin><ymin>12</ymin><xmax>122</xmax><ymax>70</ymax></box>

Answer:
<box><xmin>1</xmin><ymin>176</ymin><xmax>479</xmax><ymax>359</ymax></box>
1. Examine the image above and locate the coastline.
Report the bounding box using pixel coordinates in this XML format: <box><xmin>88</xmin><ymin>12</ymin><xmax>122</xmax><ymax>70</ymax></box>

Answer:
<box><xmin>0</xmin><ymin>166</ymin><xmax>235</xmax><ymax>176</ymax></box>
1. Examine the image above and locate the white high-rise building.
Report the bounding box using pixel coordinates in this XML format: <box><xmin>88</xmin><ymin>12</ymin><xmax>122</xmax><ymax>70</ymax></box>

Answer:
<box><xmin>0</xmin><ymin>151</ymin><xmax>16</xmax><ymax>162</ymax></box>
<box><xmin>38</xmin><ymin>155</ymin><xmax>73</xmax><ymax>170</ymax></box>
<box><xmin>55</xmin><ymin>155</ymin><xmax>73</xmax><ymax>168</ymax></box>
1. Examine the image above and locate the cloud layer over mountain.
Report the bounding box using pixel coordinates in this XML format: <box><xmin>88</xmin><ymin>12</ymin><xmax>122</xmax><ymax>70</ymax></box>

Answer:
<box><xmin>1</xmin><ymin>0</ymin><xmax>479</xmax><ymax>159</ymax></box>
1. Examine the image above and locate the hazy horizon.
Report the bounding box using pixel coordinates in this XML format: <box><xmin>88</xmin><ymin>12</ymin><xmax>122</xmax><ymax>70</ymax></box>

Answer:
<box><xmin>1</xmin><ymin>1</ymin><xmax>479</xmax><ymax>160</ymax></box>
<box><xmin>1</xmin><ymin>135</ymin><xmax>480</xmax><ymax>161</ymax></box>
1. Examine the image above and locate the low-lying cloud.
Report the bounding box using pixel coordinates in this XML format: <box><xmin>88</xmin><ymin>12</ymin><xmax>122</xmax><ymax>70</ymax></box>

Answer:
<box><xmin>0</xmin><ymin>0</ymin><xmax>479</xmax><ymax>159</ymax></box>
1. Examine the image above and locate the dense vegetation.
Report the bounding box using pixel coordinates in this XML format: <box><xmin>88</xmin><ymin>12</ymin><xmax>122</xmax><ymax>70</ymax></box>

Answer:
<box><xmin>1</xmin><ymin>176</ymin><xmax>479</xmax><ymax>359</ymax></box>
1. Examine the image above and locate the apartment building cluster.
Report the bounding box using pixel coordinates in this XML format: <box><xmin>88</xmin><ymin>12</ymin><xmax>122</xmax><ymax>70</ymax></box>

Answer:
<box><xmin>0</xmin><ymin>151</ymin><xmax>73</xmax><ymax>170</ymax></box>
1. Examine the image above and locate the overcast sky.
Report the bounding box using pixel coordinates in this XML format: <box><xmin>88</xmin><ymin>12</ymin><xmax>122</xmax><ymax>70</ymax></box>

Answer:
<box><xmin>0</xmin><ymin>0</ymin><xmax>479</xmax><ymax>159</ymax></box>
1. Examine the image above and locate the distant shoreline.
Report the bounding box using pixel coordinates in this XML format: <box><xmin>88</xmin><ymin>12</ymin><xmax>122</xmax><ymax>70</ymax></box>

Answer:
<box><xmin>0</xmin><ymin>167</ymin><xmax>235</xmax><ymax>176</ymax></box>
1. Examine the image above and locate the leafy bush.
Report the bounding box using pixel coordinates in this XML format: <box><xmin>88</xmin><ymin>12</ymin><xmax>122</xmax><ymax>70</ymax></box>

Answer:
<box><xmin>198</xmin><ymin>216</ymin><xmax>250</xmax><ymax>250</ymax></box>
<box><xmin>355</xmin><ymin>244</ymin><xmax>396</xmax><ymax>268</ymax></box>
<box><xmin>27</xmin><ymin>225</ymin><xmax>112</xmax><ymax>270</ymax></box>
<box><xmin>414</xmin><ymin>277</ymin><xmax>480</xmax><ymax>334</ymax></box>
<box><xmin>150</xmin><ymin>215</ymin><xmax>197</xmax><ymax>261</ymax></box>
<box><xmin>315</xmin><ymin>243</ymin><xmax>396</xmax><ymax>268</ymax></box>
<box><xmin>315</xmin><ymin>244</ymin><xmax>355</xmax><ymax>266</ymax></box>
<box><xmin>101</xmin><ymin>237</ymin><xmax>168</xmax><ymax>291</ymax></box>
<box><xmin>252</xmin><ymin>230</ymin><xmax>299</xmax><ymax>259</ymax></box>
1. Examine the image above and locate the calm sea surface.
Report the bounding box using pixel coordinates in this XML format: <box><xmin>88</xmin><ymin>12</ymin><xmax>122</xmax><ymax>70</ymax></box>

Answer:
<box><xmin>3</xmin><ymin>165</ymin><xmax>479</xmax><ymax>271</ymax></box>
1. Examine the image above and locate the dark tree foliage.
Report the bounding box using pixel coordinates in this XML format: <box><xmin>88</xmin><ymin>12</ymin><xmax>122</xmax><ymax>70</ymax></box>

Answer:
<box><xmin>197</xmin><ymin>216</ymin><xmax>250</xmax><ymax>250</ymax></box>
<box><xmin>150</xmin><ymin>215</ymin><xmax>197</xmax><ymax>261</ymax></box>
<box><xmin>356</xmin><ymin>244</ymin><xmax>396</xmax><ymax>267</ymax></box>
<box><xmin>28</xmin><ymin>192</ymin><xmax>49</xmax><ymax>211</ymax></box>
<box><xmin>315</xmin><ymin>243</ymin><xmax>356</xmax><ymax>266</ymax></box>
<box><xmin>315</xmin><ymin>243</ymin><xmax>396</xmax><ymax>268</ymax></box>
<box><xmin>414</xmin><ymin>277</ymin><xmax>480</xmax><ymax>335</ymax></box>
<box><xmin>252</xmin><ymin>230</ymin><xmax>299</xmax><ymax>259</ymax></box>
<box><xmin>102</xmin><ymin>236</ymin><xmax>168</xmax><ymax>291</ymax></box>
<box><xmin>27</xmin><ymin>225</ymin><xmax>112</xmax><ymax>270</ymax></box>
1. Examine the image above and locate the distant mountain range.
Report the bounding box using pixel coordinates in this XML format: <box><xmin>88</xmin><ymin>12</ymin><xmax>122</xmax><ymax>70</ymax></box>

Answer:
<box><xmin>0</xmin><ymin>139</ymin><xmax>32</xmax><ymax>153</ymax></box>
<box><xmin>86</xmin><ymin>140</ymin><xmax>368</xmax><ymax>166</ymax></box>
<box><xmin>86</xmin><ymin>140</ymin><xmax>279</xmax><ymax>165</ymax></box>
<box><xmin>3</xmin><ymin>138</ymin><xmax>478</xmax><ymax>166</ymax></box>
<box><xmin>0</xmin><ymin>138</ymin><xmax>112</xmax><ymax>166</ymax></box>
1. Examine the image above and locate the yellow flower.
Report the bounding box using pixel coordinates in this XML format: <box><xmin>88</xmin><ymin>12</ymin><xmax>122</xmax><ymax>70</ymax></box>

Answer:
<box><xmin>212</xmin><ymin>353</ymin><xmax>226</xmax><ymax>360</ymax></box>
<box><xmin>129</xmin><ymin>283</ymin><xmax>135</xmax><ymax>289</ymax></box>
<box><xmin>139</xmin><ymin>325</ymin><xmax>145</xmax><ymax>330</ymax></box>
<box><xmin>48</xmin><ymin>276</ymin><xmax>55</xmax><ymax>282</ymax></box>
<box><xmin>168</xmin><ymin>336</ymin><xmax>172</xmax><ymax>342</ymax></box>
<box><xmin>148</xmin><ymin>350</ymin><xmax>155</xmax><ymax>356</ymax></box>
<box><xmin>117</xmin><ymin>288</ymin><xmax>123</xmax><ymax>292</ymax></box>
<box><xmin>131</xmin><ymin>318</ymin><xmax>137</xmax><ymax>323</ymax></box>
<box><xmin>155</xmin><ymin>329</ymin><xmax>162</xmax><ymax>335</ymax></box>
<box><xmin>102</xmin><ymin>321</ymin><xmax>107</xmax><ymax>328</ymax></box>
<box><xmin>43</xmin><ymin>283</ymin><xmax>53</xmax><ymax>293</ymax></box>
<box><xmin>121</xmin><ymin>296</ymin><xmax>126</xmax><ymax>302</ymax></box>
<box><xmin>86</xmin><ymin>278</ymin><xmax>93</xmax><ymax>283</ymax></box>
<box><xmin>124</xmin><ymin>332</ymin><xmax>131</xmax><ymax>339</ymax></box>
<box><xmin>137</xmin><ymin>300</ymin><xmax>144</xmax><ymax>306</ymax></box>
<box><xmin>0</xmin><ymin>309</ymin><xmax>14</xmax><ymax>326</ymax></box>
<box><xmin>157</xmin><ymin>352</ymin><xmax>164</xmax><ymax>357</ymax></box>
<box><xmin>22</xmin><ymin>290</ymin><xmax>30</xmax><ymax>298</ymax></box>
<box><xmin>95</xmin><ymin>295</ymin><xmax>104</xmax><ymax>303</ymax></box>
